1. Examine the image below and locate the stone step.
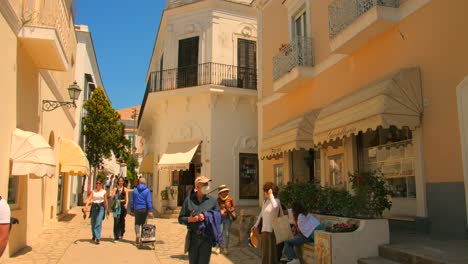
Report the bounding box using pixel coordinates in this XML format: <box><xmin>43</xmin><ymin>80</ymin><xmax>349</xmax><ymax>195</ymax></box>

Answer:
<box><xmin>379</xmin><ymin>245</ymin><xmax>445</xmax><ymax>264</ymax></box>
<box><xmin>358</xmin><ymin>257</ymin><xmax>401</xmax><ymax>264</ymax></box>
<box><xmin>164</xmin><ymin>208</ymin><xmax>181</xmax><ymax>214</ymax></box>
<box><xmin>158</xmin><ymin>213</ymin><xmax>179</xmax><ymax>219</ymax></box>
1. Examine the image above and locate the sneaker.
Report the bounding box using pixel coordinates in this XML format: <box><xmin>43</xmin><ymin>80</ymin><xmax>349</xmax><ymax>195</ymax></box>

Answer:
<box><xmin>95</xmin><ymin>239</ymin><xmax>100</xmax><ymax>245</ymax></box>
<box><xmin>215</xmin><ymin>247</ymin><xmax>221</xmax><ymax>255</ymax></box>
<box><xmin>280</xmin><ymin>257</ymin><xmax>289</xmax><ymax>262</ymax></box>
<box><xmin>113</xmin><ymin>239</ymin><xmax>119</xmax><ymax>243</ymax></box>
<box><xmin>286</xmin><ymin>259</ymin><xmax>300</xmax><ymax>264</ymax></box>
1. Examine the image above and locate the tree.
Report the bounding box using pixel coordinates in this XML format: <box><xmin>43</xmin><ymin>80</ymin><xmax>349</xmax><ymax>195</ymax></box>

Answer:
<box><xmin>81</xmin><ymin>87</ymin><xmax>126</xmax><ymax>201</ymax></box>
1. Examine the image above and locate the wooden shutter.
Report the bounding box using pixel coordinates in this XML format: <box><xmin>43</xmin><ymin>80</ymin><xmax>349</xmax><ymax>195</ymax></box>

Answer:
<box><xmin>237</xmin><ymin>39</ymin><xmax>257</xmax><ymax>89</ymax></box>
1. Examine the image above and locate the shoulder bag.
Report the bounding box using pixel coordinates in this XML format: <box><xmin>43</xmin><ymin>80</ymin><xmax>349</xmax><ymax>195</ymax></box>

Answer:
<box><xmin>272</xmin><ymin>205</ymin><xmax>293</xmax><ymax>244</ymax></box>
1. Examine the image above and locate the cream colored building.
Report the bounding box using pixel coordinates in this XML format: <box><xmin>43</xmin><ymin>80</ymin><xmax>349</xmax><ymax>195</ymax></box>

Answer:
<box><xmin>138</xmin><ymin>0</ymin><xmax>258</xmax><ymax>213</ymax></box>
<box><xmin>256</xmin><ymin>0</ymin><xmax>468</xmax><ymax>238</ymax></box>
<box><xmin>0</xmin><ymin>0</ymin><xmax>89</xmax><ymax>258</ymax></box>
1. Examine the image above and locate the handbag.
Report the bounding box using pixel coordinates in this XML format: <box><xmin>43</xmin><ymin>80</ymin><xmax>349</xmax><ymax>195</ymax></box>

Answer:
<box><xmin>272</xmin><ymin>207</ymin><xmax>293</xmax><ymax>244</ymax></box>
<box><xmin>227</xmin><ymin>210</ymin><xmax>237</xmax><ymax>221</ymax></box>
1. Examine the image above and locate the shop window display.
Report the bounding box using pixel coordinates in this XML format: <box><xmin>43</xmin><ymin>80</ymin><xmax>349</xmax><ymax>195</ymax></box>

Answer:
<box><xmin>359</xmin><ymin>126</ymin><xmax>416</xmax><ymax>198</ymax></box>
<box><xmin>239</xmin><ymin>153</ymin><xmax>259</xmax><ymax>199</ymax></box>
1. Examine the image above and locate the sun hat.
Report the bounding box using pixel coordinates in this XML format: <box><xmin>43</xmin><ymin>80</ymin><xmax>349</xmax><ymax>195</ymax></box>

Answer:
<box><xmin>249</xmin><ymin>230</ymin><xmax>259</xmax><ymax>248</ymax></box>
<box><xmin>218</xmin><ymin>184</ymin><xmax>230</xmax><ymax>194</ymax></box>
<box><xmin>195</xmin><ymin>175</ymin><xmax>212</xmax><ymax>185</ymax></box>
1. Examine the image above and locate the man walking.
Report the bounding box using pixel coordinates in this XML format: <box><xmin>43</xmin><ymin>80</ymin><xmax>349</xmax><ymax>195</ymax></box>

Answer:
<box><xmin>129</xmin><ymin>178</ymin><xmax>153</xmax><ymax>245</ymax></box>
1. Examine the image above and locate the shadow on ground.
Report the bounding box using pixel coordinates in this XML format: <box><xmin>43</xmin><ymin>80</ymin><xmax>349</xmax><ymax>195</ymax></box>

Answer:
<box><xmin>170</xmin><ymin>254</ymin><xmax>189</xmax><ymax>261</ymax></box>
<box><xmin>11</xmin><ymin>246</ymin><xmax>32</xmax><ymax>257</ymax></box>
<box><xmin>59</xmin><ymin>214</ymin><xmax>77</xmax><ymax>222</ymax></box>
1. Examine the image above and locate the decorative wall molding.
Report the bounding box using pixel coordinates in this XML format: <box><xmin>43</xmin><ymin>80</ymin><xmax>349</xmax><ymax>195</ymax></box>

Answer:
<box><xmin>232</xmin><ymin>96</ymin><xmax>240</xmax><ymax>111</ymax></box>
<box><xmin>170</xmin><ymin>121</ymin><xmax>204</xmax><ymax>141</ymax></box>
<box><xmin>210</xmin><ymin>94</ymin><xmax>219</xmax><ymax>109</ymax></box>
<box><xmin>232</xmin><ymin>135</ymin><xmax>258</xmax><ymax>155</ymax></box>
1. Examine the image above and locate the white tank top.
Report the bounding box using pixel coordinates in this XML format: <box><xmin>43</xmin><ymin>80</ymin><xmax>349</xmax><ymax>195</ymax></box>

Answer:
<box><xmin>92</xmin><ymin>189</ymin><xmax>106</xmax><ymax>204</ymax></box>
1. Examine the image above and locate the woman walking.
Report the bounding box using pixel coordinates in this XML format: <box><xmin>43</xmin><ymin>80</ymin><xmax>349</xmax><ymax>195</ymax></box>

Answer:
<box><xmin>84</xmin><ymin>179</ymin><xmax>110</xmax><ymax>244</ymax></box>
<box><xmin>251</xmin><ymin>182</ymin><xmax>281</xmax><ymax>264</ymax></box>
<box><xmin>216</xmin><ymin>184</ymin><xmax>235</xmax><ymax>255</ymax></box>
<box><xmin>111</xmin><ymin>176</ymin><xmax>129</xmax><ymax>242</ymax></box>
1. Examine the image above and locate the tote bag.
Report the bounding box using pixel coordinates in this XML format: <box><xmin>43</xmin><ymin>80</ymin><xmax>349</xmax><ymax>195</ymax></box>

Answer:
<box><xmin>272</xmin><ymin>207</ymin><xmax>293</xmax><ymax>244</ymax></box>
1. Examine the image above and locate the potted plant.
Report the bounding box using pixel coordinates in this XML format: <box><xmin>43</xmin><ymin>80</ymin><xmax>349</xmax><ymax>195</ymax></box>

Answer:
<box><xmin>160</xmin><ymin>190</ymin><xmax>169</xmax><ymax>208</ymax></box>
<box><xmin>167</xmin><ymin>186</ymin><xmax>178</xmax><ymax>210</ymax></box>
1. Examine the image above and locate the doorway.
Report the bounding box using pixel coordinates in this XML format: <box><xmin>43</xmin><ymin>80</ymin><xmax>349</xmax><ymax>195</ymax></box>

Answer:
<box><xmin>57</xmin><ymin>175</ymin><xmax>63</xmax><ymax>215</ymax></box>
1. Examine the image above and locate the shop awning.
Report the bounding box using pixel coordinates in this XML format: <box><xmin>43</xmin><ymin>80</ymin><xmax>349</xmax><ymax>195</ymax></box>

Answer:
<box><xmin>313</xmin><ymin>67</ymin><xmax>422</xmax><ymax>145</ymax></box>
<box><xmin>261</xmin><ymin>110</ymin><xmax>320</xmax><ymax>159</ymax></box>
<box><xmin>60</xmin><ymin>138</ymin><xmax>90</xmax><ymax>176</ymax></box>
<box><xmin>10</xmin><ymin>129</ymin><xmax>56</xmax><ymax>177</ymax></box>
<box><xmin>102</xmin><ymin>152</ymin><xmax>120</xmax><ymax>175</ymax></box>
<box><xmin>140</xmin><ymin>153</ymin><xmax>154</xmax><ymax>173</ymax></box>
<box><xmin>158</xmin><ymin>141</ymin><xmax>201</xmax><ymax>171</ymax></box>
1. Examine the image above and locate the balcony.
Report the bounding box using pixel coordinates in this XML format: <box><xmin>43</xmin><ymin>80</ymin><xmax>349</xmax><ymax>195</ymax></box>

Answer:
<box><xmin>166</xmin><ymin>0</ymin><xmax>252</xmax><ymax>9</ymax></box>
<box><xmin>147</xmin><ymin>62</ymin><xmax>256</xmax><ymax>92</ymax></box>
<box><xmin>14</xmin><ymin>0</ymin><xmax>74</xmax><ymax>71</ymax></box>
<box><xmin>328</xmin><ymin>0</ymin><xmax>400</xmax><ymax>54</ymax></box>
<box><xmin>139</xmin><ymin>62</ymin><xmax>257</xmax><ymax>124</ymax></box>
<box><xmin>272</xmin><ymin>36</ymin><xmax>314</xmax><ymax>93</ymax></box>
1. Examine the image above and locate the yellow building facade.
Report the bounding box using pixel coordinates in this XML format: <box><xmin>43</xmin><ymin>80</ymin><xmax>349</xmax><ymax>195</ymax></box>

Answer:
<box><xmin>256</xmin><ymin>0</ymin><xmax>468</xmax><ymax>238</ymax></box>
<box><xmin>0</xmin><ymin>0</ymin><xmax>89</xmax><ymax>258</ymax></box>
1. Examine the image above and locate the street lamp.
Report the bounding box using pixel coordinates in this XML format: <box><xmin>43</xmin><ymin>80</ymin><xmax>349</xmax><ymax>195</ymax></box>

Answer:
<box><xmin>42</xmin><ymin>81</ymin><xmax>82</xmax><ymax>112</ymax></box>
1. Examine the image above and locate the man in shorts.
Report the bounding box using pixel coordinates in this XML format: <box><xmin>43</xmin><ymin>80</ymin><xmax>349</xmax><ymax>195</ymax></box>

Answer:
<box><xmin>0</xmin><ymin>196</ymin><xmax>11</xmax><ymax>257</ymax></box>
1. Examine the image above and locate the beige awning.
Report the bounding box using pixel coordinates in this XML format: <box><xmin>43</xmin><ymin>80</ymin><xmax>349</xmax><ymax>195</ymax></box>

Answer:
<box><xmin>158</xmin><ymin>141</ymin><xmax>201</xmax><ymax>171</ymax></box>
<box><xmin>60</xmin><ymin>138</ymin><xmax>90</xmax><ymax>176</ymax></box>
<box><xmin>10</xmin><ymin>129</ymin><xmax>56</xmax><ymax>177</ymax></box>
<box><xmin>261</xmin><ymin>110</ymin><xmax>320</xmax><ymax>159</ymax></box>
<box><xmin>102</xmin><ymin>152</ymin><xmax>120</xmax><ymax>175</ymax></box>
<box><xmin>140</xmin><ymin>153</ymin><xmax>154</xmax><ymax>173</ymax></box>
<box><xmin>314</xmin><ymin>67</ymin><xmax>422</xmax><ymax>145</ymax></box>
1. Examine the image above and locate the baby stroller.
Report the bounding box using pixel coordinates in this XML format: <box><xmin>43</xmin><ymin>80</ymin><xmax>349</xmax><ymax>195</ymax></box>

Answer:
<box><xmin>138</xmin><ymin>217</ymin><xmax>156</xmax><ymax>249</ymax></box>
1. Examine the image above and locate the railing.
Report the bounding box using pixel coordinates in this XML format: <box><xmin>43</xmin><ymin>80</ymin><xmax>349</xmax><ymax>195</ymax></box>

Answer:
<box><xmin>166</xmin><ymin>0</ymin><xmax>252</xmax><ymax>9</ymax></box>
<box><xmin>328</xmin><ymin>0</ymin><xmax>400</xmax><ymax>39</ymax></box>
<box><xmin>139</xmin><ymin>62</ymin><xmax>256</xmax><ymax>125</ymax></box>
<box><xmin>147</xmin><ymin>62</ymin><xmax>257</xmax><ymax>92</ymax></box>
<box><xmin>273</xmin><ymin>36</ymin><xmax>314</xmax><ymax>81</ymax></box>
<box><xmin>12</xmin><ymin>0</ymin><xmax>76</xmax><ymax>62</ymax></box>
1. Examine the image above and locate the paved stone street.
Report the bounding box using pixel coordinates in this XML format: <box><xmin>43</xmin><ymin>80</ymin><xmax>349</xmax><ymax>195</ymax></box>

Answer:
<box><xmin>5</xmin><ymin>207</ymin><xmax>260</xmax><ymax>264</ymax></box>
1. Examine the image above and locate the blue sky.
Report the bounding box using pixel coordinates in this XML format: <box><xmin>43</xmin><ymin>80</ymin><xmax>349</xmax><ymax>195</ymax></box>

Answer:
<box><xmin>74</xmin><ymin>0</ymin><xmax>165</xmax><ymax>110</ymax></box>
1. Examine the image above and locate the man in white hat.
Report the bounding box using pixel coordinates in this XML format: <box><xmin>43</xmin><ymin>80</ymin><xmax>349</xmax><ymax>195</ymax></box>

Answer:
<box><xmin>216</xmin><ymin>184</ymin><xmax>235</xmax><ymax>255</ymax></box>
<box><xmin>178</xmin><ymin>176</ymin><xmax>220</xmax><ymax>264</ymax></box>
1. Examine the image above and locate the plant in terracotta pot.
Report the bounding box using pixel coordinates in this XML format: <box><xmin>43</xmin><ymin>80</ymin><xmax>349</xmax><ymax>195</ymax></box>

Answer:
<box><xmin>160</xmin><ymin>190</ymin><xmax>169</xmax><ymax>207</ymax></box>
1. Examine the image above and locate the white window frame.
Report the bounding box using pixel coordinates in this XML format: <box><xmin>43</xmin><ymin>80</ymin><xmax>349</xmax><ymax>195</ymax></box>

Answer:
<box><xmin>274</xmin><ymin>163</ymin><xmax>284</xmax><ymax>187</ymax></box>
<box><xmin>285</xmin><ymin>0</ymin><xmax>311</xmax><ymax>40</ymax></box>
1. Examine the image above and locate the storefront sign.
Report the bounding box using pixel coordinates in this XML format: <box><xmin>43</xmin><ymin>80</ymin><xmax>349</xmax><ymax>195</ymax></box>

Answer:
<box><xmin>327</xmin><ymin>126</ymin><xmax>357</xmax><ymax>141</ymax></box>
<box><xmin>270</xmin><ymin>148</ymin><xmax>283</xmax><ymax>156</ymax></box>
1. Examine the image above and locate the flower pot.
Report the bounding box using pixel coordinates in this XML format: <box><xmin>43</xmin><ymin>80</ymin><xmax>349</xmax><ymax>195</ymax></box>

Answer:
<box><xmin>161</xmin><ymin>199</ymin><xmax>168</xmax><ymax>208</ymax></box>
<box><xmin>168</xmin><ymin>199</ymin><xmax>177</xmax><ymax>210</ymax></box>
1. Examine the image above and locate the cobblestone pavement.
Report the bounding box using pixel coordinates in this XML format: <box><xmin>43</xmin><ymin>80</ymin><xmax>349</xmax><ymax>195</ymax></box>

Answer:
<box><xmin>4</xmin><ymin>207</ymin><xmax>261</xmax><ymax>264</ymax></box>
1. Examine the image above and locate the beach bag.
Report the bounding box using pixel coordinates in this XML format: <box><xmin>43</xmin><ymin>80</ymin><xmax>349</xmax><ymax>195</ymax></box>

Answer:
<box><xmin>272</xmin><ymin>208</ymin><xmax>293</xmax><ymax>244</ymax></box>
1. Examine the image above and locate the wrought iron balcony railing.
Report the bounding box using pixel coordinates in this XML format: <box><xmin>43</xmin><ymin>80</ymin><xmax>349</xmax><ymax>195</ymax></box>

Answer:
<box><xmin>328</xmin><ymin>0</ymin><xmax>400</xmax><ymax>39</ymax></box>
<box><xmin>273</xmin><ymin>36</ymin><xmax>314</xmax><ymax>81</ymax></box>
<box><xmin>147</xmin><ymin>62</ymin><xmax>257</xmax><ymax>92</ymax></box>
<box><xmin>139</xmin><ymin>62</ymin><xmax>257</xmax><ymax>124</ymax></box>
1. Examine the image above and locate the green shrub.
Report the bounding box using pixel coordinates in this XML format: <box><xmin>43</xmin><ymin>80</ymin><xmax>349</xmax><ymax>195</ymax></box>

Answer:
<box><xmin>278</xmin><ymin>171</ymin><xmax>392</xmax><ymax>219</ymax></box>
<box><xmin>97</xmin><ymin>172</ymin><xmax>106</xmax><ymax>183</ymax></box>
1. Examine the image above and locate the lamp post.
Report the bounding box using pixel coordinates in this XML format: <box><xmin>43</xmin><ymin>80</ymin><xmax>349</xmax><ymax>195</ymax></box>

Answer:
<box><xmin>42</xmin><ymin>81</ymin><xmax>82</xmax><ymax>111</ymax></box>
